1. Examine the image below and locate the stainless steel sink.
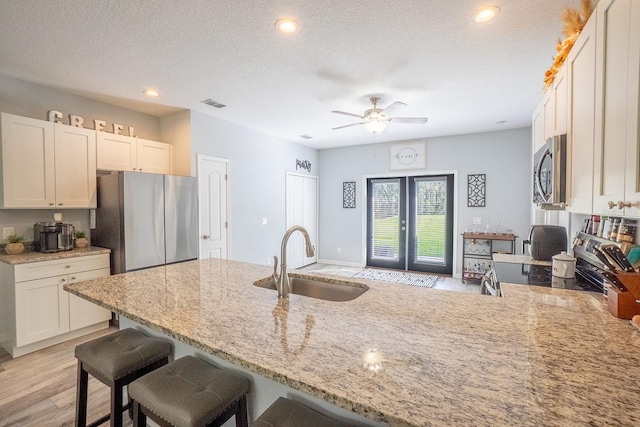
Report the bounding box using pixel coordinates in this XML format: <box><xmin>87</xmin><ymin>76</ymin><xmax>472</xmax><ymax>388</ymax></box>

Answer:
<box><xmin>253</xmin><ymin>275</ymin><xmax>368</xmax><ymax>302</ymax></box>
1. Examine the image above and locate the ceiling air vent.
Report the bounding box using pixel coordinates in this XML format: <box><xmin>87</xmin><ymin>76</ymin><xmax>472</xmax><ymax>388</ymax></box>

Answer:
<box><xmin>201</xmin><ymin>99</ymin><xmax>226</xmax><ymax>108</ymax></box>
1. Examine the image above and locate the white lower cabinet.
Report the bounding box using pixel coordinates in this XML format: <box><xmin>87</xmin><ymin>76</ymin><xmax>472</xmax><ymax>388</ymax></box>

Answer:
<box><xmin>0</xmin><ymin>254</ymin><xmax>111</xmax><ymax>357</ymax></box>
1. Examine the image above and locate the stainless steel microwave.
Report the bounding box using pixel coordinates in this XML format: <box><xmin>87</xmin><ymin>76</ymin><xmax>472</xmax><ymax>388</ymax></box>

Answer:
<box><xmin>533</xmin><ymin>134</ymin><xmax>566</xmax><ymax>208</ymax></box>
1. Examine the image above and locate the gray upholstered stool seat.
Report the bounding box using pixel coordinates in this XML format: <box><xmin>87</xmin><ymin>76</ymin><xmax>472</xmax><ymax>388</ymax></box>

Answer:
<box><xmin>251</xmin><ymin>397</ymin><xmax>354</xmax><ymax>427</ymax></box>
<box><xmin>129</xmin><ymin>355</ymin><xmax>250</xmax><ymax>427</ymax></box>
<box><xmin>74</xmin><ymin>328</ymin><xmax>172</xmax><ymax>427</ymax></box>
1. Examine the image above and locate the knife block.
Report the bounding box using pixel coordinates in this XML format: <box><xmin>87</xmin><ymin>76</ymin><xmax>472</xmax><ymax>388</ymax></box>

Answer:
<box><xmin>608</xmin><ymin>273</ymin><xmax>640</xmax><ymax>320</ymax></box>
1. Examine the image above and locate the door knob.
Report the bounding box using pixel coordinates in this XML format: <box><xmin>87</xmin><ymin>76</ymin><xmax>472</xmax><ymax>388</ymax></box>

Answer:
<box><xmin>202</xmin><ymin>234</ymin><xmax>210</xmax><ymax>239</ymax></box>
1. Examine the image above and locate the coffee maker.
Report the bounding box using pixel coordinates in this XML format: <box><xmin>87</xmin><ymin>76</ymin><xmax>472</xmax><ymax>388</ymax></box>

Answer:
<box><xmin>33</xmin><ymin>222</ymin><xmax>75</xmax><ymax>253</ymax></box>
<box><xmin>34</xmin><ymin>222</ymin><xmax>59</xmax><ymax>253</ymax></box>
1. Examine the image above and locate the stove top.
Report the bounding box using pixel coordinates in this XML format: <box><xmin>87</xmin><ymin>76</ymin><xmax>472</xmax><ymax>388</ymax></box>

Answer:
<box><xmin>492</xmin><ymin>261</ymin><xmax>602</xmax><ymax>292</ymax></box>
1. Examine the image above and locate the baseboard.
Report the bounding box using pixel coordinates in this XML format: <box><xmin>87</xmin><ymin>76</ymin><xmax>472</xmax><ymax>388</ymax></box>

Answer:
<box><xmin>317</xmin><ymin>258</ymin><xmax>363</xmax><ymax>268</ymax></box>
<box><xmin>9</xmin><ymin>322</ymin><xmax>109</xmax><ymax>358</ymax></box>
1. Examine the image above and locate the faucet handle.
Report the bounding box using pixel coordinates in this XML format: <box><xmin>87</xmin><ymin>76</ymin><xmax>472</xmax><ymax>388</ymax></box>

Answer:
<box><xmin>272</xmin><ymin>255</ymin><xmax>279</xmax><ymax>278</ymax></box>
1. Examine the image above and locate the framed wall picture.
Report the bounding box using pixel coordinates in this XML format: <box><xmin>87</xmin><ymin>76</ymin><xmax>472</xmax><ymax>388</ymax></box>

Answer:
<box><xmin>343</xmin><ymin>181</ymin><xmax>356</xmax><ymax>208</ymax></box>
<box><xmin>389</xmin><ymin>141</ymin><xmax>426</xmax><ymax>170</ymax></box>
<box><xmin>467</xmin><ymin>174</ymin><xmax>486</xmax><ymax>207</ymax></box>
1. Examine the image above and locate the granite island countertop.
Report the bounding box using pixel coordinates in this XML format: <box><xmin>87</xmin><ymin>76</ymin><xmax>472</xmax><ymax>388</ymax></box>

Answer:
<box><xmin>65</xmin><ymin>258</ymin><xmax>640</xmax><ymax>426</ymax></box>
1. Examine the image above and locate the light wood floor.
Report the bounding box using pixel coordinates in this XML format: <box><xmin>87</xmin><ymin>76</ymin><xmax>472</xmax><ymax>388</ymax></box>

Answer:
<box><xmin>0</xmin><ymin>326</ymin><xmax>133</xmax><ymax>427</ymax></box>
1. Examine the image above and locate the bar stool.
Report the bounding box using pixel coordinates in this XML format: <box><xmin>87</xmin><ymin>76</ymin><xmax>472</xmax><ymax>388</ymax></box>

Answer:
<box><xmin>129</xmin><ymin>355</ymin><xmax>250</xmax><ymax>427</ymax></box>
<box><xmin>252</xmin><ymin>397</ymin><xmax>355</xmax><ymax>427</ymax></box>
<box><xmin>74</xmin><ymin>328</ymin><xmax>172</xmax><ymax>427</ymax></box>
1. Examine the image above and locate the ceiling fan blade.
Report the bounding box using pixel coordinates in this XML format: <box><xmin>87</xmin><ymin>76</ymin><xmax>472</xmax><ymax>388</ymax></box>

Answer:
<box><xmin>389</xmin><ymin>117</ymin><xmax>429</xmax><ymax>124</ymax></box>
<box><xmin>332</xmin><ymin>122</ymin><xmax>364</xmax><ymax>130</ymax></box>
<box><xmin>331</xmin><ymin>110</ymin><xmax>364</xmax><ymax>119</ymax></box>
<box><xmin>381</xmin><ymin>101</ymin><xmax>407</xmax><ymax>115</ymax></box>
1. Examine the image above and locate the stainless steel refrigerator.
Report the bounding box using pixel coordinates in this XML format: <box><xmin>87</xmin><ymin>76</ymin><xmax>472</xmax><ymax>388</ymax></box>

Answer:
<box><xmin>92</xmin><ymin>171</ymin><xmax>198</xmax><ymax>274</ymax></box>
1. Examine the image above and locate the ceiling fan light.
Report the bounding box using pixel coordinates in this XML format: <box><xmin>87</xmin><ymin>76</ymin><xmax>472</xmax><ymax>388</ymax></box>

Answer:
<box><xmin>364</xmin><ymin>120</ymin><xmax>387</xmax><ymax>134</ymax></box>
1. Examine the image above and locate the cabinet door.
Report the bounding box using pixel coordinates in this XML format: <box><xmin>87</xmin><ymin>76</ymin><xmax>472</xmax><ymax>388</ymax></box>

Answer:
<box><xmin>0</xmin><ymin>113</ymin><xmax>55</xmax><ymax>208</ymax></box>
<box><xmin>542</xmin><ymin>89</ymin><xmax>555</xmax><ymax>141</ymax></box>
<box><xmin>54</xmin><ymin>124</ymin><xmax>97</xmax><ymax>208</ymax></box>
<box><xmin>68</xmin><ymin>268</ymin><xmax>111</xmax><ymax>330</ymax></box>
<box><xmin>96</xmin><ymin>132</ymin><xmax>137</xmax><ymax>171</ymax></box>
<box><xmin>15</xmin><ymin>276</ymin><xmax>69</xmax><ymax>346</ymax></box>
<box><xmin>552</xmin><ymin>65</ymin><xmax>568</xmax><ymax>135</ymax></box>
<box><xmin>593</xmin><ymin>0</ymin><xmax>632</xmax><ymax>214</ymax></box>
<box><xmin>137</xmin><ymin>138</ymin><xmax>172</xmax><ymax>174</ymax></box>
<box><xmin>623</xmin><ymin>1</ymin><xmax>640</xmax><ymax>216</ymax></box>
<box><xmin>566</xmin><ymin>15</ymin><xmax>597</xmax><ymax>213</ymax></box>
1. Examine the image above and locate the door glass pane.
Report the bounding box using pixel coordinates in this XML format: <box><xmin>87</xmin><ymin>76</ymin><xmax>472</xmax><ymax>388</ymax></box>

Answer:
<box><xmin>371</xmin><ymin>179</ymin><xmax>400</xmax><ymax>260</ymax></box>
<box><xmin>413</xmin><ymin>177</ymin><xmax>447</xmax><ymax>266</ymax></box>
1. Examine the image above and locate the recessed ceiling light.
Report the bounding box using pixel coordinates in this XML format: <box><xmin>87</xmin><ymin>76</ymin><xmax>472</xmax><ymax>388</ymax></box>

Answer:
<box><xmin>275</xmin><ymin>18</ymin><xmax>298</xmax><ymax>33</ymax></box>
<box><xmin>143</xmin><ymin>89</ymin><xmax>159</xmax><ymax>97</ymax></box>
<box><xmin>473</xmin><ymin>5</ymin><xmax>500</xmax><ymax>23</ymax></box>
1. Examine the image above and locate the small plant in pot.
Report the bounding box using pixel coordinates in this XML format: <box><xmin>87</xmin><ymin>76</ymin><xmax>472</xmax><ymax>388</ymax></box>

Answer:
<box><xmin>5</xmin><ymin>233</ymin><xmax>26</xmax><ymax>255</ymax></box>
<box><xmin>74</xmin><ymin>231</ymin><xmax>89</xmax><ymax>248</ymax></box>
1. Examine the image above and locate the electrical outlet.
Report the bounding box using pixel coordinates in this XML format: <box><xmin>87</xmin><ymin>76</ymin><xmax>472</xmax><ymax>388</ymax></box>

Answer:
<box><xmin>3</xmin><ymin>227</ymin><xmax>15</xmax><ymax>239</ymax></box>
<box><xmin>473</xmin><ymin>217</ymin><xmax>481</xmax><ymax>225</ymax></box>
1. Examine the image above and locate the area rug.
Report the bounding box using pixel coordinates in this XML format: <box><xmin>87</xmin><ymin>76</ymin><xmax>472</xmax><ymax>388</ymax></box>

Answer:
<box><xmin>352</xmin><ymin>269</ymin><xmax>439</xmax><ymax>288</ymax></box>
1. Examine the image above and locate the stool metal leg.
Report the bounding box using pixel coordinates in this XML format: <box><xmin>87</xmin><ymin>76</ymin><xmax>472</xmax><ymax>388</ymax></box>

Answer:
<box><xmin>236</xmin><ymin>395</ymin><xmax>248</xmax><ymax>427</ymax></box>
<box><xmin>75</xmin><ymin>361</ymin><xmax>88</xmax><ymax>427</ymax></box>
<box><xmin>110</xmin><ymin>379</ymin><xmax>123</xmax><ymax>427</ymax></box>
<box><xmin>132</xmin><ymin>400</ymin><xmax>146</xmax><ymax>427</ymax></box>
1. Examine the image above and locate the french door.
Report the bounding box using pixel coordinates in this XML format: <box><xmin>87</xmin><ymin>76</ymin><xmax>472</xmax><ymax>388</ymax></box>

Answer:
<box><xmin>366</xmin><ymin>174</ymin><xmax>454</xmax><ymax>275</ymax></box>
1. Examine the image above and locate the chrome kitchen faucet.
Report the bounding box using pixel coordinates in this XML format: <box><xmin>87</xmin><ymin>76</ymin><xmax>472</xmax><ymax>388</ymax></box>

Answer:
<box><xmin>272</xmin><ymin>225</ymin><xmax>315</xmax><ymax>299</ymax></box>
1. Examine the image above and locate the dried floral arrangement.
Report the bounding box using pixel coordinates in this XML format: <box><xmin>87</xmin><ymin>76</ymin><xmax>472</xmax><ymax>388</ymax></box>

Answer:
<box><xmin>543</xmin><ymin>0</ymin><xmax>595</xmax><ymax>89</ymax></box>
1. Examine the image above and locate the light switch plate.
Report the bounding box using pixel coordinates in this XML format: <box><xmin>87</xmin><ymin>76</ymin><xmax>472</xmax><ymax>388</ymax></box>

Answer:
<box><xmin>3</xmin><ymin>227</ymin><xmax>15</xmax><ymax>239</ymax></box>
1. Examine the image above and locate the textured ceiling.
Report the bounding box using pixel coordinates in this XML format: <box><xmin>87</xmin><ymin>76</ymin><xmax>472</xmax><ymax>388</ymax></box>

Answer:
<box><xmin>0</xmin><ymin>0</ymin><xmax>579</xmax><ymax>149</ymax></box>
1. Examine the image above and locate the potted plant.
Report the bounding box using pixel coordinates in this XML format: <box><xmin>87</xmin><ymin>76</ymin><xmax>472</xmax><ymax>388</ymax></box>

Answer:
<box><xmin>5</xmin><ymin>233</ymin><xmax>26</xmax><ymax>255</ymax></box>
<box><xmin>74</xmin><ymin>231</ymin><xmax>89</xmax><ymax>248</ymax></box>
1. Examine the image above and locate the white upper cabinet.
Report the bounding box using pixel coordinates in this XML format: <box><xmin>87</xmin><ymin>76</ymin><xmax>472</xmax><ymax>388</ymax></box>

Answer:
<box><xmin>96</xmin><ymin>132</ymin><xmax>137</xmax><ymax>171</ymax></box>
<box><xmin>137</xmin><ymin>138</ymin><xmax>173</xmax><ymax>174</ymax></box>
<box><xmin>97</xmin><ymin>133</ymin><xmax>172</xmax><ymax>174</ymax></box>
<box><xmin>566</xmin><ymin>14</ymin><xmax>597</xmax><ymax>214</ymax></box>
<box><xmin>0</xmin><ymin>113</ymin><xmax>96</xmax><ymax>208</ymax></box>
<box><xmin>532</xmin><ymin>100</ymin><xmax>545</xmax><ymax>153</ymax></box>
<box><xmin>593</xmin><ymin>0</ymin><xmax>640</xmax><ymax>216</ymax></box>
<box><xmin>54</xmin><ymin>124</ymin><xmax>97</xmax><ymax>208</ymax></box>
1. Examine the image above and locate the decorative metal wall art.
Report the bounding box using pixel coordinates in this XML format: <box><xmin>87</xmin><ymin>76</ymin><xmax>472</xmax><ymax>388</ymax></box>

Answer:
<box><xmin>343</xmin><ymin>181</ymin><xmax>356</xmax><ymax>208</ymax></box>
<box><xmin>296</xmin><ymin>159</ymin><xmax>312</xmax><ymax>173</ymax></box>
<box><xmin>467</xmin><ymin>174</ymin><xmax>486</xmax><ymax>207</ymax></box>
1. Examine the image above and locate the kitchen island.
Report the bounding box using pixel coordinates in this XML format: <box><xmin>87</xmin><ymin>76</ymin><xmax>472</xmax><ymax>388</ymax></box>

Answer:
<box><xmin>65</xmin><ymin>258</ymin><xmax>640</xmax><ymax>426</ymax></box>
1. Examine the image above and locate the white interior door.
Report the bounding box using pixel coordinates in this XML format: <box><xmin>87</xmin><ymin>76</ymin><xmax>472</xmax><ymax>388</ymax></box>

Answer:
<box><xmin>197</xmin><ymin>155</ymin><xmax>228</xmax><ymax>259</ymax></box>
<box><xmin>286</xmin><ymin>172</ymin><xmax>318</xmax><ymax>269</ymax></box>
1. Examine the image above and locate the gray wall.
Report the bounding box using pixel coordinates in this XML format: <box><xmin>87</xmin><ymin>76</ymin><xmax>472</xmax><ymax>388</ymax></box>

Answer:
<box><xmin>190</xmin><ymin>110</ymin><xmax>319</xmax><ymax>265</ymax></box>
<box><xmin>318</xmin><ymin>127</ymin><xmax>532</xmax><ymax>276</ymax></box>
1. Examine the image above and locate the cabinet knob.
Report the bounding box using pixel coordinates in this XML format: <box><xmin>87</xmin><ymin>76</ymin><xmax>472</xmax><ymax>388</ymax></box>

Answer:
<box><xmin>139</xmin><ymin>168</ymin><xmax>142</xmax><ymax>171</ymax></box>
<box><xmin>608</xmin><ymin>200</ymin><xmax>616</xmax><ymax>209</ymax></box>
<box><xmin>58</xmin><ymin>203</ymin><xmax>63</xmax><ymax>206</ymax></box>
<box><xmin>71</xmin><ymin>276</ymin><xmax>76</xmax><ymax>280</ymax></box>
<box><xmin>617</xmin><ymin>201</ymin><xmax>631</xmax><ymax>209</ymax></box>
<box><xmin>66</xmin><ymin>265</ymin><xmax>71</xmax><ymax>268</ymax></box>
<box><xmin>61</xmin><ymin>278</ymin><xmax>66</xmax><ymax>282</ymax></box>
<box><xmin>132</xmin><ymin>168</ymin><xmax>137</xmax><ymax>171</ymax></box>
<box><xmin>202</xmin><ymin>234</ymin><xmax>210</xmax><ymax>240</ymax></box>
<box><xmin>49</xmin><ymin>202</ymin><xmax>54</xmax><ymax>206</ymax></box>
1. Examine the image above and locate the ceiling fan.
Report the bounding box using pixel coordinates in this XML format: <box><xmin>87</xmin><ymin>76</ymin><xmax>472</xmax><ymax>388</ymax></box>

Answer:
<box><xmin>331</xmin><ymin>96</ymin><xmax>428</xmax><ymax>134</ymax></box>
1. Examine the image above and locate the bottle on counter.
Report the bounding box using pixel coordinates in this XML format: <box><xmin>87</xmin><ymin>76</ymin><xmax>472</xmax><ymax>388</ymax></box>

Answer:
<box><xmin>617</xmin><ymin>218</ymin><xmax>637</xmax><ymax>244</ymax></box>
<box><xmin>597</xmin><ymin>216</ymin><xmax>606</xmax><ymax>237</ymax></box>
<box><xmin>610</xmin><ymin>217</ymin><xmax>621</xmax><ymax>241</ymax></box>
<box><xmin>591</xmin><ymin>215</ymin><xmax>600</xmax><ymax>235</ymax></box>
<box><xmin>602</xmin><ymin>217</ymin><xmax>612</xmax><ymax>240</ymax></box>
